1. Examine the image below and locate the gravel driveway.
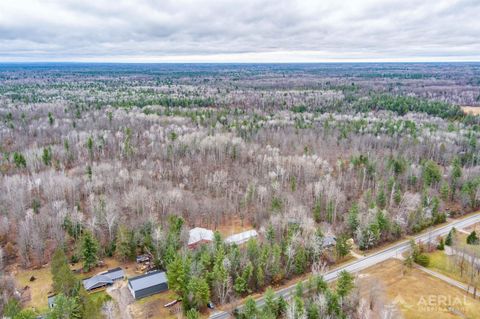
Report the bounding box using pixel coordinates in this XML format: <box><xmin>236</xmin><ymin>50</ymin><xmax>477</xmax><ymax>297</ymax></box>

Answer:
<box><xmin>107</xmin><ymin>281</ymin><xmax>134</xmax><ymax>319</ymax></box>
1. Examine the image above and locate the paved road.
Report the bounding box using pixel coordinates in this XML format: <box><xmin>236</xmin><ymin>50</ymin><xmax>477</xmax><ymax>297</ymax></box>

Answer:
<box><xmin>209</xmin><ymin>212</ymin><xmax>480</xmax><ymax>319</ymax></box>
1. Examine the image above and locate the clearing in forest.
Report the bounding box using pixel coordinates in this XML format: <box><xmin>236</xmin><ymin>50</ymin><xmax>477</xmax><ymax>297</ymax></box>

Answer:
<box><xmin>462</xmin><ymin>106</ymin><xmax>480</xmax><ymax>115</ymax></box>
<box><xmin>360</xmin><ymin>259</ymin><xmax>480</xmax><ymax>319</ymax></box>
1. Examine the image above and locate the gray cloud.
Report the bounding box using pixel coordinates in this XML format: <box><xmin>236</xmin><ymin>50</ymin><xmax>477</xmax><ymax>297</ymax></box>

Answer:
<box><xmin>0</xmin><ymin>0</ymin><xmax>479</xmax><ymax>62</ymax></box>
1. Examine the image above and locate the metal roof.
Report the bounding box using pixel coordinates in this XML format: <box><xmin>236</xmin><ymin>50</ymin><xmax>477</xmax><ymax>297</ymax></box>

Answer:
<box><xmin>136</xmin><ymin>254</ymin><xmax>150</xmax><ymax>263</ymax></box>
<box><xmin>225</xmin><ymin>229</ymin><xmax>258</xmax><ymax>245</ymax></box>
<box><xmin>48</xmin><ymin>295</ymin><xmax>56</xmax><ymax>308</ymax></box>
<box><xmin>82</xmin><ymin>267</ymin><xmax>125</xmax><ymax>290</ymax></box>
<box><xmin>128</xmin><ymin>270</ymin><xmax>167</xmax><ymax>292</ymax></box>
<box><xmin>322</xmin><ymin>236</ymin><xmax>337</xmax><ymax>247</ymax></box>
<box><xmin>99</xmin><ymin>267</ymin><xmax>124</xmax><ymax>280</ymax></box>
<box><xmin>83</xmin><ymin>274</ymin><xmax>113</xmax><ymax>290</ymax></box>
<box><xmin>188</xmin><ymin>227</ymin><xmax>214</xmax><ymax>245</ymax></box>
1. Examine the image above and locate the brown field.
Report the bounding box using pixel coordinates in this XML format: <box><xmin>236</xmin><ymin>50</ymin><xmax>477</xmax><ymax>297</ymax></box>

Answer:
<box><xmin>462</xmin><ymin>106</ymin><xmax>480</xmax><ymax>115</ymax></box>
<box><xmin>14</xmin><ymin>265</ymin><xmax>53</xmax><ymax>313</ymax></box>
<box><xmin>129</xmin><ymin>290</ymin><xmax>182</xmax><ymax>319</ymax></box>
<box><xmin>360</xmin><ymin>259</ymin><xmax>480</xmax><ymax>319</ymax></box>
<box><xmin>13</xmin><ymin>257</ymin><xmax>137</xmax><ymax>313</ymax></box>
<box><xmin>73</xmin><ymin>257</ymin><xmax>138</xmax><ymax>279</ymax></box>
<box><xmin>463</xmin><ymin>222</ymin><xmax>480</xmax><ymax>233</ymax></box>
<box><xmin>215</xmin><ymin>217</ymin><xmax>253</xmax><ymax>238</ymax></box>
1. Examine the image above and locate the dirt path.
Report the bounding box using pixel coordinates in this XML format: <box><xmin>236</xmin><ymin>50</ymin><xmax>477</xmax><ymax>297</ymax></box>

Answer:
<box><xmin>107</xmin><ymin>281</ymin><xmax>134</xmax><ymax>319</ymax></box>
<box><xmin>456</xmin><ymin>228</ymin><xmax>470</xmax><ymax>235</ymax></box>
<box><xmin>350</xmin><ymin>251</ymin><xmax>365</xmax><ymax>259</ymax></box>
<box><xmin>416</xmin><ymin>264</ymin><xmax>480</xmax><ymax>298</ymax></box>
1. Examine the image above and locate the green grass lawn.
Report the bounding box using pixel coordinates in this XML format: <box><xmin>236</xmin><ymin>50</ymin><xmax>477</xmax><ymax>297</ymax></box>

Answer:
<box><xmin>427</xmin><ymin>251</ymin><xmax>466</xmax><ymax>283</ymax></box>
<box><xmin>426</xmin><ymin>229</ymin><xmax>480</xmax><ymax>284</ymax></box>
<box><xmin>90</xmin><ymin>290</ymin><xmax>111</xmax><ymax>303</ymax></box>
<box><xmin>427</xmin><ymin>249</ymin><xmax>480</xmax><ymax>288</ymax></box>
<box><xmin>454</xmin><ymin>232</ymin><xmax>480</xmax><ymax>256</ymax></box>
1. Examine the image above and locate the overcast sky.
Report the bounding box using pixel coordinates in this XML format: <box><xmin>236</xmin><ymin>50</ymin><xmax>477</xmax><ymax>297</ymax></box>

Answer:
<box><xmin>0</xmin><ymin>0</ymin><xmax>479</xmax><ymax>62</ymax></box>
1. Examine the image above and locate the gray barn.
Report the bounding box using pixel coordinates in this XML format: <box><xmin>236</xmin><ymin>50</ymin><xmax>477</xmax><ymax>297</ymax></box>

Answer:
<box><xmin>128</xmin><ymin>270</ymin><xmax>168</xmax><ymax>299</ymax></box>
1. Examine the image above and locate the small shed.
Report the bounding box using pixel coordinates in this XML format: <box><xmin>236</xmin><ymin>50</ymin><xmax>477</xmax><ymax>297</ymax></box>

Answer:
<box><xmin>48</xmin><ymin>294</ymin><xmax>57</xmax><ymax>308</ymax></box>
<box><xmin>188</xmin><ymin>227</ymin><xmax>214</xmax><ymax>248</ymax></box>
<box><xmin>136</xmin><ymin>254</ymin><xmax>151</xmax><ymax>264</ymax></box>
<box><xmin>128</xmin><ymin>270</ymin><xmax>168</xmax><ymax>299</ymax></box>
<box><xmin>322</xmin><ymin>236</ymin><xmax>337</xmax><ymax>248</ymax></box>
<box><xmin>225</xmin><ymin>229</ymin><xmax>258</xmax><ymax>245</ymax></box>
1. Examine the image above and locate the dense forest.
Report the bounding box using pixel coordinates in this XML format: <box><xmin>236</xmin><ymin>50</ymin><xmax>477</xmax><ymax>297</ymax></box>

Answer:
<box><xmin>0</xmin><ymin>63</ymin><xmax>479</xmax><ymax>318</ymax></box>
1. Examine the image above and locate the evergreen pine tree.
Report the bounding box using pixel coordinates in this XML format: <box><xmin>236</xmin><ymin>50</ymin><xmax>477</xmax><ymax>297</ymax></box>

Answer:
<box><xmin>437</xmin><ymin>238</ymin><xmax>445</xmax><ymax>250</ymax></box>
<box><xmin>47</xmin><ymin>294</ymin><xmax>81</xmax><ymax>319</ymax></box>
<box><xmin>445</xmin><ymin>228</ymin><xmax>456</xmax><ymax>246</ymax></box>
<box><xmin>376</xmin><ymin>187</ymin><xmax>386</xmax><ymax>209</ymax></box>
<box><xmin>467</xmin><ymin>230</ymin><xmax>479</xmax><ymax>245</ymax></box>
<box><xmin>347</xmin><ymin>204</ymin><xmax>359</xmax><ymax>236</ymax></box>
<box><xmin>263</xmin><ymin>287</ymin><xmax>277</xmax><ymax>316</ymax></box>
<box><xmin>81</xmin><ymin>231</ymin><xmax>99</xmax><ymax>271</ymax></box>
<box><xmin>243</xmin><ymin>297</ymin><xmax>257</xmax><ymax>318</ymax></box>
<box><xmin>51</xmin><ymin>248</ymin><xmax>77</xmax><ymax>296</ymax></box>
<box><xmin>187</xmin><ymin>276</ymin><xmax>210</xmax><ymax>310</ymax></box>
<box><xmin>336</xmin><ymin>270</ymin><xmax>354</xmax><ymax>299</ymax></box>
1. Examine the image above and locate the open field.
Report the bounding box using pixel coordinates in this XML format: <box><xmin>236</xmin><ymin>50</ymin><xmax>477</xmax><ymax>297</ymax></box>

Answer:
<box><xmin>427</xmin><ymin>251</ymin><xmax>469</xmax><ymax>284</ymax></box>
<box><xmin>452</xmin><ymin>233</ymin><xmax>480</xmax><ymax>257</ymax></box>
<box><xmin>214</xmin><ymin>217</ymin><xmax>253</xmax><ymax>238</ymax></box>
<box><xmin>463</xmin><ymin>222</ymin><xmax>480</xmax><ymax>233</ymax></box>
<box><xmin>14</xmin><ymin>265</ymin><xmax>53</xmax><ymax>313</ymax></box>
<box><xmin>129</xmin><ymin>290</ymin><xmax>181</xmax><ymax>319</ymax></box>
<box><xmin>74</xmin><ymin>257</ymin><xmax>139</xmax><ymax>279</ymax></box>
<box><xmin>12</xmin><ymin>257</ymin><xmax>136</xmax><ymax>313</ymax></box>
<box><xmin>462</xmin><ymin>106</ymin><xmax>480</xmax><ymax>115</ymax></box>
<box><xmin>360</xmin><ymin>259</ymin><xmax>480</xmax><ymax>319</ymax></box>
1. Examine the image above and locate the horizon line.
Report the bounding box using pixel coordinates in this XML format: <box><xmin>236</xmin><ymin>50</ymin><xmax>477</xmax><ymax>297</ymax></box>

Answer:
<box><xmin>1</xmin><ymin>60</ymin><xmax>480</xmax><ymax>64</ymax></box>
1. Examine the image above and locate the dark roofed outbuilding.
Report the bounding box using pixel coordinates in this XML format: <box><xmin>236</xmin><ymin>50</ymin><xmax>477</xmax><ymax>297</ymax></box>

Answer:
<box><xmin>82</xmin><ymin>267</ymin><xmax>125</xmax><ymax>291</ymax></box>
<box><xmin>48</xmin><ymin>294</ymin><xmax>56</xmax><ymax>308</ymax></box>
<box><xmin>128</xmin><ymin>270</ymin><xmax>168</xmax><ymax>299</ymax></box>
<box><xmin>322</xmin><ymin>235</ymin><xmax>337</xmax><ymax>248</ymax></box>
<box><xmin>83</xmin><ymin>274</ymin><xmax>113</xmax><ymax>291</ymax></box>
<box><xmin>99</xmin><ymin>267</ymin><xmax>124</xmax><ymax>281</ymax></box>
<box><xmin>136</xmin><ymin>254</ymin><xmax>151</xmax><ymax>263</ymax></box>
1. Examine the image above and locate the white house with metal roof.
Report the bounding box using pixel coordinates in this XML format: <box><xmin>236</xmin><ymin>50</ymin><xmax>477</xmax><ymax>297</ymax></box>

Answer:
<box><xmin>225</xmin><ymin>229</ymin><xmax>258</xmax><ymax>245</ymax></box>
<box><xmin>188</xmin><ymin>227</ymin><xmax>214</xmax><ymax>248</ymax></box>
